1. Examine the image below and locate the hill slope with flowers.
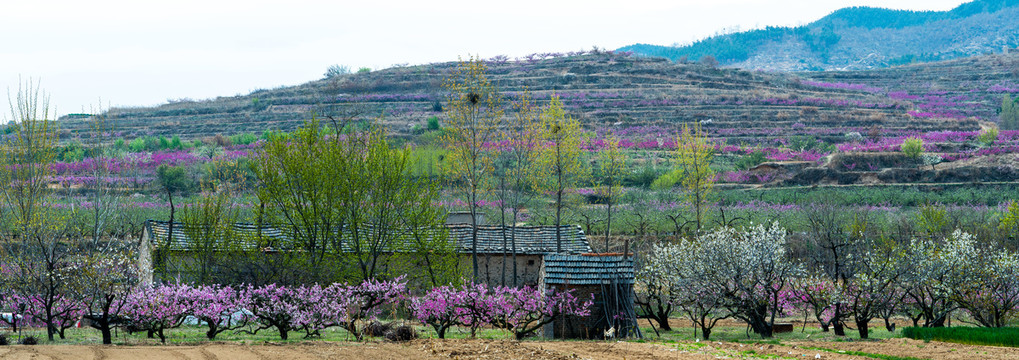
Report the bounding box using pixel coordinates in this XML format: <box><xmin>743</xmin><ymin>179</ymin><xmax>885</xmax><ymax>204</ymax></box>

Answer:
<box><xmin>56</xmin><ymin>51</ymin><xmax>974</xmax><ymax>144</ymax></box>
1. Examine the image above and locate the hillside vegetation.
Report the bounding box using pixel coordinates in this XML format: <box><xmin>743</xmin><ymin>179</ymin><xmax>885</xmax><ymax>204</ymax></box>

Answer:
<box><xmin>57</xmin><ymin>52</ymin><xmax>974</xmax><ymax>142</ymax></box>
<box><xmin>619</xmin><ymin>0</ymin><xmax>1019</xmax><ymax>71</ymax></box>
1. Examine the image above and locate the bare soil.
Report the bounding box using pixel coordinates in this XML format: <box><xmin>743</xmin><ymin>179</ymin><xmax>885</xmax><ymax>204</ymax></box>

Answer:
<box><xmin>1</xmin><ymin>338</ymin><xmax>1019</xmax><ymax>360</ymax></box>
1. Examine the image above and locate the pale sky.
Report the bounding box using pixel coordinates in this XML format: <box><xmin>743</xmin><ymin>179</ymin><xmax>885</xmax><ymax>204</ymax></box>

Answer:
<box><xmin>1</xmin><ymin>0</ymin><xmax>968</xmax><ymax>119</ymax></box>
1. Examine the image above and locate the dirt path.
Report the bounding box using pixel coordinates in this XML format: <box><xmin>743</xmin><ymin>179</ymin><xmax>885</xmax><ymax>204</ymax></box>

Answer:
<box><xmin>1</xmin><ymin>338</ymin><xmax>1018</xmax><ymax>360</ymax></box>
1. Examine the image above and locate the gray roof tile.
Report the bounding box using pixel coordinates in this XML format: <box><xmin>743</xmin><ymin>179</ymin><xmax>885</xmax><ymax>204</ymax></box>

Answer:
<box><xmin>144</xmin><ymin>220</ymin><xmax>591</xmax><ymax>255</ymax></box>
<box><xmin>542</xmin><ymin>255</ymin><xmax>634</xmax><ymax>285</ymax></box>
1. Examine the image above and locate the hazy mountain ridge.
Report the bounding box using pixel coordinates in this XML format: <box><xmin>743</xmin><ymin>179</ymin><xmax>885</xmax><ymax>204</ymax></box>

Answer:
<box><xmin>619</xmin><ymin>0</ymin><xmax>1019</xmax><ymax>71</ymax></box>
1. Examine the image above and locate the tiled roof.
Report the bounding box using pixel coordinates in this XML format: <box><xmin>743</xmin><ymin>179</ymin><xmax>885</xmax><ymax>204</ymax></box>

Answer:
<box><xmin>542</xmin><ymin>255</ymin><xmax>634</xmax><ymax>285</ymax></box>
<box><xmin>144</xmin><ymin>220</ymin><xmax>591</xmax><ymax>255</ymax></box>
<box><xmin>446</xmin><ymin>224</ymin><xmax>591</xmax><ymax>255</ymax></box>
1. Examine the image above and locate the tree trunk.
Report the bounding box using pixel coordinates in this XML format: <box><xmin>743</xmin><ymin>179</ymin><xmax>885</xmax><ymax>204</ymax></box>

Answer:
<box><xmin>884</xmin><ymin>317</ymin><xmax>896</xmax><ymax>332</ymax></box>
<box><xmin>471</xmin><ymin>190</ymin><xmax>479</xmax><ymax>280</ymax></box>
<box><xmin>701</xmin><ymin>325</ymin><xmax>711</xmax><ymax>340</ymax></box>
<box><xmin>605</xmin><ymin>202</ymin><xmax>612</xmax><ymax>252</ymax></box>
<box><xmin>555</xmin><ymin>189</ymin><xmax>562</xmax><ymax>253</ymax></box>
<box><xmin>101</xmin><ymin>323</ymin><xmax>113</xmax><ymax>345</ymax></box>
<box><xmin>856</xmin><ymin>319</ymin><xmax>870</xmax><ymax>339</ymax></box>
<box><xmin>656</xmin><ymin>304</ymin><xmax>672</xmax><ymax>331</ymax></box>
<box><xmin>833</xmin><ymin>305</ymin><xmax>846</xmax><ymax>336</ymax></box>
<box><xmin>511</xmin><ymin>210</ymin><xmax>518</xmax><ymax>287</ymax></box>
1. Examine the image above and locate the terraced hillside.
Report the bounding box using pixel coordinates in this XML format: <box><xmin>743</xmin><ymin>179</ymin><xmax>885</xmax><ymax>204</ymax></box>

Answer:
<box><xmin>805</xmin><ymin>51</ymin><xmax>1019</xmax><ymax>124</ymax></box>
<box><xmin>57</xmin><ymin>52</ymin><xmax>975</xmax><ymax>142</ymax></box>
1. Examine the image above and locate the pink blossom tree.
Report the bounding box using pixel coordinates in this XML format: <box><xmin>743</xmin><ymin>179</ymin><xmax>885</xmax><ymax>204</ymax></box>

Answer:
<box><xmin>186</xmin><ymin>284</ymin><xmax>249</xmax><ymax>339</ymax></box>
<box><xmin>410</xmin><ymin>284</ymin><xmax>461</xmax><ymax>339</ymax></box>
<box><xmin>491</xmin><ymin>286</ymin><xmax>592</xmax><ymax>340</ymax></box>
<box><xmin>241</xmin><ymin>283</ymin><xmax>300</xmax><ymax>340</ymax></box>
<box><xmin>125</xmin><ymin>283</ymin><xmax>191</xmax><ymax>343</ymax></box>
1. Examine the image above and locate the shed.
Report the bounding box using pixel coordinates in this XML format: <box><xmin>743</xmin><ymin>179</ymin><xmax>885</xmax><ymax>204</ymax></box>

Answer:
<box><xmin>540</xmin><ymin>254</ymin><xmax>639</xmax><ymax>339</ymax></box>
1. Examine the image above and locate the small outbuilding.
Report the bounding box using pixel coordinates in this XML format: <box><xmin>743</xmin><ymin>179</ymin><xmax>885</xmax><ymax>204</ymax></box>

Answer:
<box><xmin>540</xmin><ymin>253</ymin><xmax>639</xmax><ymax>339</ymax></box>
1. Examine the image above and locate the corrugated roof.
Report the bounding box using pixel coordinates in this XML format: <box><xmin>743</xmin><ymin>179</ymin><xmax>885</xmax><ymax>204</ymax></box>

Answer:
<box><xmin>144</xmin><ymin>220</ymin><xmax>591</xmax><ymax>255</ymax></box>
<box><xmin>542</xmin><ymin>255</ymin><xmax>634</xmax><ymax>285</ymax></box>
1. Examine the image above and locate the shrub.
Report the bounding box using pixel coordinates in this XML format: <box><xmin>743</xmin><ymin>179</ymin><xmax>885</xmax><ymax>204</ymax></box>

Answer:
<box><xmin>128</xmin><ymin>137</ymin><xmax>146</xmax><ymax>152</ymax></box>
<box><xmin>213</xmin><ymin>134</ymin><xmax>231</xmax><ymax>147</ymax></box>
<box><xmin>229</xmin><ymin>133</ymin><xmax>258</xmax><ymax>146</ymax></box>
<box><xmin>698</xmin><ymin>55</ymin><xmax>719</xmax><ymax>68</ymax></box>
<box><xmin>0</xmin><ymin>334</ymin><xmax>8</xmax><ymax>346</ymax></box>
<box><xmin>901</xmin><ymin>137</ymin><xmax>924</xmax><ymax>160</ymax></box>
<box><xmin>324</xmin><ymin>64</ymin><xmax>350</xmax><ymax>79</ymax></box>
<box><xmin>978</xmin><ymin>128</ymin><xmax>999</xmax><ymax>145</ymax></box>
<box><xmin>844</xmin><ymin>132</ymin><xmax>864</xmax><ymax>142</ymax></box>
<box><xmin>625</xmin><ymin>165</ymin><xmax>664</xmax><ymax>188</ymax></box>
<box><xmin>735</xmin><ymin>150</ymin><xmax>767</xmax><ymax>170</ymax></box>
<box><xmin>426</xmin><ymin>116</ymin><xmax>440</xmax><ymax>131</ymax></box>
<box><xmin>384</xmin><ymin>325</ymin><xmax>417</xmax><ymax>342</ymax></box>
<box><xmin>19</xmin><ymin>335</ymin><xmax>37</xmax><ymax>345</ymax></box>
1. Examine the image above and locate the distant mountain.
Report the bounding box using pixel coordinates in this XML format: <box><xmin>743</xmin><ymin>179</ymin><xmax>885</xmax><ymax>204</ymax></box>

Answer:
<box><xmin>618</xmin><ymin>0</ymin><xmax>1019</xmax><ymax>71</ymax></box>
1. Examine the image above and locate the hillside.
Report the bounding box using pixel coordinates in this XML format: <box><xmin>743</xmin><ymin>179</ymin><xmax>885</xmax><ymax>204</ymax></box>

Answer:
<box><xmin>804</xmin><ymin>51</ymin><xmax>1019</xmax><ymax>123</ymax></box>
<box><xmin>618</xmin><ymin>0</ymin><xmax>1019</xmax><ymax>71</ymax></box>
<box><xmin>57</xmin><ymin>52</ymin><xmax>974</xmax><ymax>143</ymax></box>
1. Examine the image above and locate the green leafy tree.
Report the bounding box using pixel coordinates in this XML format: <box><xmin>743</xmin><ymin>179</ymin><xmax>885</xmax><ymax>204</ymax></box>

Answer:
<box><xmin>1001</xmin><ymin>94</ymin><xmax>1019</xmax><ymax>130</ymax></box>
<box><xmin>177</xmin><ymin>190</ymin><xmax>240</xmax><ymax>284</ymax></box>
<box><xmin>598</xmin><ymin>134</ymin><xmax>625</xmax><ymax>252</ymax></box>
<box><xmin>504</xmin><ymin>89</ymin><xmax>542</xmax><ymax>286</ymax></box>
<box><xmin>534</xmin><ymin>94</ymin><xmax>587</xmax><ymax>253</ymax></box>
<box><xmin>441</xmin><ymin>56</ymin><xmax>503</xmax><ymax>279</ymax></box>
<box><xmin>153</xmin><ymin>164</ymin><xmax>193</xmax><ymax>280</ymax></box>
<box><xmin>1000</xmin><ymin>200</ymin><xmax>1019</xmax><ymax>249</ymax></box>
<box><xmin>253</xmin><ymin>119</ymin><xmax>449</xmax><ymax>284</ymax></box>
<box><xmin>654</xmin><ymin>123</ymin><xmax>715</xmax><ymax>230</ymax></box>
<box><xmin>901</xmin><ymin>137</ymin><xmax>924</xmax><ymax>160</ymax></box>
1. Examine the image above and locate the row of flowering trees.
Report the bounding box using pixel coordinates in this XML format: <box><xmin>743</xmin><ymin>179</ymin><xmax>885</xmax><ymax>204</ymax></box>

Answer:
<box><xmin>0</xmin><ymin>276</ymin><xmax>592</xmax><ymax>343</ymax></box>
<box><xmin>411</xmin><ymin>282</ymin><xmax>592</xmax><ymax>340</ymax></box>
<box><xmin>636</xmin><ymin>222</ymin><xmax>1019</xmax><ymax>340</ymax></box>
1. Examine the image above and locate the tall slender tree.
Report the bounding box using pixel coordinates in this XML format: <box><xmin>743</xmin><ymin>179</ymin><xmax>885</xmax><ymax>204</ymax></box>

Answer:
<box><xmin>655</xmin><ymin>123</ymin><xmax>714</xmax><ymax>230</ymax></box>
<box><xmin>495</xmin><ymin>89</ymin><xmax>542</xmax><ymax>286</ymax></box>
<box><xmin>441</xmin><ymin>56</ymin><xmax>503</xmax><ymax>279</ymax></box>
<box><xmin>535</xmin><ymin>94</ymin><xmax>586</xmax><ymax>253</ymax></box>
<box><xmin>0</xmin><ymin>80</ymin><xmax>77</xmax><ymax>341</ymax></box>
<box><xmin>1001</xmin><ymin>94</ymin><xmax>1018</xmax><ymax>130</ymax></box>
<box><xmin>598</xmin><ymin>134</ymin><xmax>625</xmax><ymax>252</ymax></box>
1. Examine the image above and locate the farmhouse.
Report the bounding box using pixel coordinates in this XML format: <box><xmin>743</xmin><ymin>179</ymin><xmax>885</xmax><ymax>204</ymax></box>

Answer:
<box><xmin>540</xmin><ymin>254</ymin><xmax>638</xmax><ymax>339</ymax></box>
<box><xmin>141</xmin><ymin>220</ymin><xmax>592</xmax><ymax>287</ymax></box>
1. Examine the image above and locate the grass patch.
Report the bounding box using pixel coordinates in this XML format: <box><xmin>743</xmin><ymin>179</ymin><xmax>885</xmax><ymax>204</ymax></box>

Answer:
<box><xmin>801</xmin><ymin>346</ymin><xmax>926</xmax><ymax>360</ymax></box>
<box><xmin>902</xmin><ymin>326</ymin><xmax>1019</xmax><ymax>347</ymax></box>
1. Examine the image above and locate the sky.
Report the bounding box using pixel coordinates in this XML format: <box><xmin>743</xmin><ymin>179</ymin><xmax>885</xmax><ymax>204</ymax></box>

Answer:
<box><xmin>0</xmin><ymin>0</ymin><xmax>969</xmax><ymax>119</ymax></box>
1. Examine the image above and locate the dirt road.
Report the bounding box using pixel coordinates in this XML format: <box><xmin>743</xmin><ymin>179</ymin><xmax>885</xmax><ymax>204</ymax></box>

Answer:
<box><xmin>1</xmin><ymin>338</ymin><xmax>1017</xmax><ymax>359</ymax></box>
